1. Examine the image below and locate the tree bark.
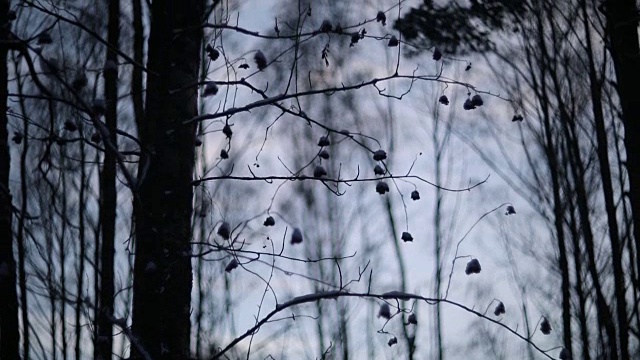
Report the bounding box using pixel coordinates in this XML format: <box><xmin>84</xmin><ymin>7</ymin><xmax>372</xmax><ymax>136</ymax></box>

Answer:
<box><xmin>95</xmin><ymin>0</ymin><xmax>120</xmax><ymax>359</ymax></box>
<box><xmin>0</xmin><ymin>0</ymin><xmax>20</xmax><ymax>358</ymax></box>
<box><xmin>605</xmin><ymin>0</ymin><xmax>640</xmax><ymax>294</ymax></box>
<box><xmin>582</xmin><ymin>2</ymin><xmax>629</xmax><ymax>357</ymax></box>
<box><xmin>131</xmin><ymin>0</ymin><xmax>204</xmax><ymax>358</ymax></box>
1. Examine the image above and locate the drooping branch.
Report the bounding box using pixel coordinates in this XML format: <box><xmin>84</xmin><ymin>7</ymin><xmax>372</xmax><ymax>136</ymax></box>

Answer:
<box><xmin>193</xmin><ymin>173</ymin><xmax>490</xmax><ymax>193</ymax></box>
<box><xmin>212</xmin><ymin>290</ymin><xmax>556</xmax><ymax>360</ymax></box>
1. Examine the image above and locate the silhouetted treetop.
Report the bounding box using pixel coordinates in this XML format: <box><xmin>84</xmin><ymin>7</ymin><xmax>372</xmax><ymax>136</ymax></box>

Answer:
<box><xmin>395</xmin><ymin>0</ymin><xmax>526</xmax><ymax>56</ymax></box>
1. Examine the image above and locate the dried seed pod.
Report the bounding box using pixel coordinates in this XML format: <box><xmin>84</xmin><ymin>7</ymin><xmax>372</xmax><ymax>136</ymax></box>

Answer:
<box><xmin>471</xmin><ymin>94</ymin><xmax>484</xmax><ymax>107</ymax></box>
<box><xmin>220</xmin><ymin>149</ymin><xmax>229</xmax><ymax>159</ymax></box>
<box><xmin>291</xmin><ymin>228</ymin><xmax>303</xmax><ymax>244</ymax></box>
<box><xmin>72</xmin><ymin>73</ymin><xmax>88</xmax><ymax>90</ymax></box>
<box><xmin>217</xmin><ymin>222</ymin><xmax>231</xmax><ymax>240</ymax></box>
<box><xmin>205</xmin><ymin>44</ymin><xmax>220</xmax><ymax>61</ymax></box>
<box><xmin>320</xmin><ymin>19</ymin><xmax>333</xmax><ymax>32</ymax></box>
<box><xmin>202</xmin><ymin>82</ymin><xmax>218</xmax><ymax>97</ymax></box>
<box><xmin>463</xmin><ymin>98</ymin><xmax>476</xmax><ymax>110</ymax></box>
<box><xmin>438</xmin><ymin>95</ymin><xmax>449</xmax><ymax>105</ymax></box>
<box><xmin>373</xmin><ymin>149</ymin><xmax>387</xmax><ymax>161</ymax></box>
<box><xmin>313</xmin><ymin>165</ymin><xmax>327</xmax><ymax>178</ymax></box>
<box><xmin>374</xmin><ymin>164</ymin><xmax>385</xmax><ymax>176</ymax></box>
<box><xmin>433</xmin><ymin>47</ymin><xmax>442</xmax><ymax>61</ymax></box>
<box><xmin>12</xmin><ymin>132</ymin><xmax>23</xmax><ymax>144</ymax></box>
<box><xmin>378</xmin><ymin>303</ymin><xmax>391</xmax><ymax>319</ymax></box>
<box><xmin>401</xmin><ymin>232</ymin><xmax>413</xmax><ymax>242</ymax></box>
<box><xmin>465</xmin><ymin>258</ymin><xmax>481</xmax><ymax>275</ymax></box>
<box><xmin>540</xmin><ymin>317</ymin><xmax>552</xmax><ymax>335</ymax></box>
<box><xmin>239</xmin><ymin>63</ymin><xmax>250</xmax><ymax>69</ymax></box>
<box><xmin>512</xmin><ymin>114</ymin><xmax>524</xmax><ymax>122</ymax></box>
<box><xmin>376</xmin><ymin>181</ymin><xmax>389</xmax><ymax>195</ymax></box>
<box><xmin>411</xmin><ymin>190</ymin><xmax>420</xmax><ymax>201</ymax></box>
<box><xmin>90</xmin><ymin>132</ymin><xmax>101</xmax><ymax>144</ymax></box>
<box><xmin>387</xmin><ymin>35</ymin><xmax>399</xmax><ymax>47</ymax></box>
<box><xmin>225</xmin><ymin>259</ymin><xmax>238</xmax><ymax>273</ymax></box>
<box><xmin>494</xmin><ymin>301</ymin><xmax>505</xmax><ymax>316</ymax></box>
<box><xmin>64</xmin><ymin>120</ymin><xmax>78</xmax><ymax>132</ymax></box>
<box><xmin>319</xmin><ymin>150</ymin><xmax>330</xmax><ymax>159</ymax></box>
<box><xmin>37</xmin><ymin>32</ymin><xmax>53</xmax><ymax>45</ymax></box>
<box><xmin>559</xmin><ymin>348</ymin><xmax>570</xmax><ymax>360</ymax></box>
<box><xmin>376</xmin><ymin>11</ymin><xmax>387</xmax><ymax>26</ymax></box>
<box><xmin>254</xmin><ymin>50</ymin><xmax>267</xmax><ymax>71</ymax></box>
<box><xmin>318</xmin><ymin>136</ymin><xmax>331</xmax><ymax>147</ymax></box>
<box><xmin>339</xmin><ymin>129</ymin><xmax>350</xmax><ymax>136</ymax></box>
<box><xmin>222</xmin><ymin>124</ymin><xmax>232</xmax><ymax>138</ymax></box>
<box><xmin>505</xmin><ymin>205</ymin><xmax>516</xmax><ymax>215</ymax></box>
<box><xmin>263</xmin><ymin>216</ymin><xmax>275</xmax><ymax>227</ymax></box>
<box><xmin>387</xmin><ymin>337</ymin><xmax>397</xmax><ymax>347</ymax></box>
<box><xmin>350</xmin><ymin>32</ymin><xmax>360</xmax><ymax>46</ymax></box>
<box><xmin>408</xmin><ymin>313</ymin><xmax>417</xmax><ymax>325</ymax></box>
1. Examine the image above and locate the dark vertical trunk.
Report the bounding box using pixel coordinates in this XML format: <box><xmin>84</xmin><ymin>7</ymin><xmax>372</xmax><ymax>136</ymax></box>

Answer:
<box><xmin>75</xmin><ymin>135</ymin><xmax>87</xmax><ymax>360</ymax></box>
<box><xmin>567</xmin><ymin>198</ymin><xmax>592</xmax><ymax>360</ymax></box>
<box><xmin>0</xmin><ymin>0</ymin><xmax>20</xmax><ymax>359</ymax></box>
<box><xmin>582</xmin><ymin>2</ymin><xmax>629</xmax><ymax>357</ymax></box>
<box><xmin>383</xmin><ymin>197</ymin><xmax>415</xmax><ymax>358</ymax></box>
<box><xmin>46</xmin><ymin>171</ymin><xmax>57</xmax><ymax>360</ymax></box>
<box><xmin>525</xmin><ymin>8</ymin><xmax>574</xmax><ymax>349</ymax></box>
<box><xmin>432</xmin><ymin>115</ymin><xmax>445</xmax><ymax>360</ymax></box>
<box><xmin>605</xmin><ymin>0</ymin><xmax>640</xmax><ymax>294</ymax></box>
<box><xmin>15</xmin><ymin>55</ymin><xmax>30</xmax><ymax>360</ymax></box>
<box><xmin>131</xmin><ymin>0</ymin><xmax>203</xmax><ymax>358</ymax></box>
<box><xmin>339</xmin><ymin>305</ymin><xmax>349</xmax><ymax>360</ymax></box>
<box><xmin>95</xmin><ymin>0</ymin><xmax>120</xmax><ymax>358</ymax></box>
<box><xmin>562</xmin><ymin>112</ymin><xmax>618</xmax><ymax>359</ymax></box>
<box><xmin>131</xmin><ymin>0</ymin><xmax>144</xmax><ymax>128</ymax></box>
<box><xmin>59</xmin><ymin>171</ymin><xmax>68</xmax><ymax>360</ymax></box>
<box><xmin>545</xmin><ymin>119</ymin><xmax>572</xmax><ymax>353</ymax></box>
<box><xmin>542</xmin><ymin>109</ymin><xmax>573</xmax><ymax>358</ymax></box>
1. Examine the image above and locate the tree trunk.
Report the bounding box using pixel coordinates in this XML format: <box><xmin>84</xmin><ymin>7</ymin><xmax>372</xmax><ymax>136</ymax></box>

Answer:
<box><xmin>131</xmin><ymin>0</ymin><xmax>203</xmax><ymax>358</ymax></box>
<box><xmin>562</xmin><ymin>111</ymin><xmax>618</xmax><ymax>359</ymax></box>
<box><xmin>0</xmin><ymin>0</ymin><xmax>20</xmax><ymax>358</ymax></box>
<box><xmin>582</xmin><ymin>2</ymin><xmax>629</xmax><ymax>357</ymax></box>
<box><xmin>605</xmin><ymin>0</ymin><xmax>640</xmax><ymax>296</ymax></box>
<box><xmin>95</xmin><ymin>0</ymin><xmax>120</xmax><ymax>358</ymax></box>
<box><xmin>14</xmin><ymin>53</ymin><xmax>30</xmax><ymax>360</ymax></box>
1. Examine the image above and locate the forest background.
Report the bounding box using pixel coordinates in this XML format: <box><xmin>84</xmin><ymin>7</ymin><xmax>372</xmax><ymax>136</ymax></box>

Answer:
<box><xmin>0</xmin><ymin>0</ymin><xmax>639</xmax><ymax>359</ymax></box>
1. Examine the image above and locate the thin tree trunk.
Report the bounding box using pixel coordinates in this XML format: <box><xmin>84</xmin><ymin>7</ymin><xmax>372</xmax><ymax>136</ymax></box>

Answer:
<box><xmin>526</xmin><ymin>9</ymin><xmax>574</xmax><ymax>350</ymax></box>
<box><xmin>383</xmin><ymin>197</ymin><xmax>414</xmax><ymax>358</ymax></box>
<box><xmin>0</xmin><ymin>0</ymin><xmax>20</xmax><ymax>357</ymax></box>
<box><xmin>131</xmin><ymin>0</ymin><xmax>144</xmax><ymax>128</ymax></box>
<box><xmin>432</xmin><ymin>112</ymin><xmax>446</xmax><ymax>360</ymax></box>
<box><xmin>14</xmin><ymin>50</ymin><xmax>30</xmax><ymax>360</ymax></box>
<box><xmin>59</xmin><ymin>162</ymin><xmax>68</xmax><ymax>360</ymax></box>
<box><xmin>562</xmin><ymin>111</ymin><xmax>618</xmax><ymax>359</ymax></box>
<box><xmin>75</xmin><ymin>132</ymin><xmax>87</xmax><ymax>360</ymax></box>
<box><xmin>95</xmin><ymin>0</ymin><xmax>120</xmax><ymax>358</ymax></box>
<box><xmin>567</xmin><ymin>195</ymin><xmax>592</xmax><ymax>360</ymax></box>
<box><xmin>131</xmin><ymin>0</ymin><xmax>204</xmax><ymax>358</ymax></box>
<box><xmin>605</xmin><ymin>0</ymin><xmax>640</xmax><ymax>297</ymax></box>
<box><xmin>581</xmin><ymin>2</ymin><xmax>629</xmax><ymax>357</ymax></box>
